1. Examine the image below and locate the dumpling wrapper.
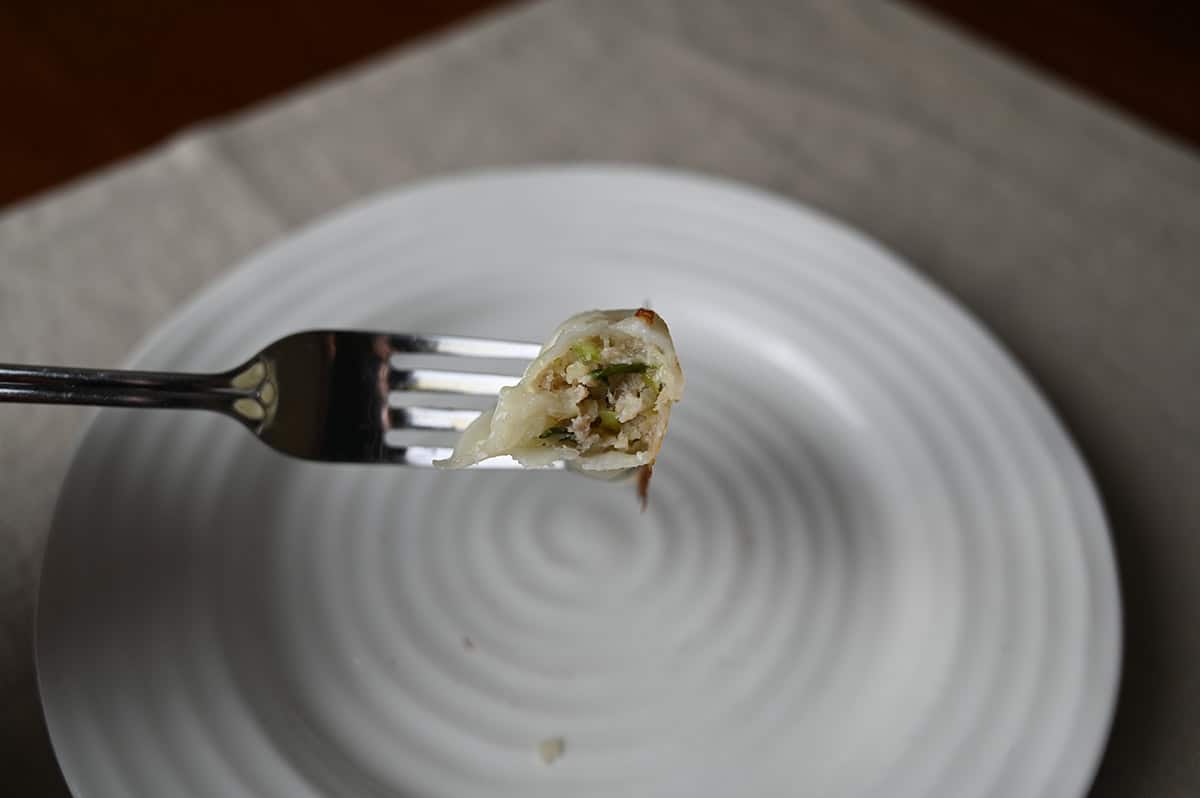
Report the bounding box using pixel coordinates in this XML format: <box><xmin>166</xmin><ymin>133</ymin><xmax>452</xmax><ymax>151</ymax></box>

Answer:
<box><xmin>435</xmin><ymin>309</ymin><xmax>684</xmax><ymax>470</ymax></box>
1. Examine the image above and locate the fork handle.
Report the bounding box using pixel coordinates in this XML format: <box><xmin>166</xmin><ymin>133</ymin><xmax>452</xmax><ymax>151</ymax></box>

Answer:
<box><xmin>0</xmin><ymin>363</ymin><xmax>252</xmax><ymax>412</ymax></box>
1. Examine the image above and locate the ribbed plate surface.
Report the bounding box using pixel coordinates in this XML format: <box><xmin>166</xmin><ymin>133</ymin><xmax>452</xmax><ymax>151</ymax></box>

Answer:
<box><xmin>37</xmin><ymin>167</ymin><xmax>1119</xmax><ymax>798</ymax></box>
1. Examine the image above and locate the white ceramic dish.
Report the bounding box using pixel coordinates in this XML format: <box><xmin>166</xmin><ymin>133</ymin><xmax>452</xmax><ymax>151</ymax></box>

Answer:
<box><xmin>37</xmin><ymin>167</ymin><xmax>1119</xmax><ymax>797</ymax></box>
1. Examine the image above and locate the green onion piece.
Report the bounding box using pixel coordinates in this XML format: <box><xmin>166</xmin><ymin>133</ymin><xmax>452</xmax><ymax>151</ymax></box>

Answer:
<box><xmin>538</xmin><ymin>426</ymin><xmax>572</xmax><ymax>440</ymax></box>
<box><xmin>598</xmin><ymin>409</ymin><xmax>622</xmax><ymax>432</ymax></box>
<box><xmin>641</xmin><ymin>372</ymin><xmax>660</xmax><ymax>402</ymax></box>
<box><xmin>590</xmin><ymin>362</ymin><xmax>649</xmax><ymax>381</ymax></box>
<box><xmin>571</xmin><ymin>339</ymin><xmax>602</xmax><ymax>362</ymax></box>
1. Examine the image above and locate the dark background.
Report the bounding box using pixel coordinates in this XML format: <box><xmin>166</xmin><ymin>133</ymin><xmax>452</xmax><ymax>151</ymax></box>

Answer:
<box><xmin>1</xmin><ymin>0</ymin><xmax>1197</xmax><ymax>210</ymax></box>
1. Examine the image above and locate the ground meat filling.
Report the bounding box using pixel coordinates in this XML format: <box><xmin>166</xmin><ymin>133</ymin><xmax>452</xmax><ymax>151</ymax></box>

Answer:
<box><xmin>535</xmin><ymin>334</ymin><xmax>664</xmax><ymax>454</ymax></box>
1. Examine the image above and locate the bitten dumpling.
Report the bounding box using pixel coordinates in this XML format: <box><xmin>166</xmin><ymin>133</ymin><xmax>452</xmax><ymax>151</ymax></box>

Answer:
<box><xmin>435</xmin><ymin>309</ymin><xmax>684</xmax><ymax>470</ymax></box>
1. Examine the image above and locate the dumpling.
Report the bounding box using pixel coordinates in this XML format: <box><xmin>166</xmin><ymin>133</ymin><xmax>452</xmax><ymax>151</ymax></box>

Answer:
<box><xmin>436</xmin><ymin>309</ymin><xmax>684</xmax><ymax>470</ymax></box>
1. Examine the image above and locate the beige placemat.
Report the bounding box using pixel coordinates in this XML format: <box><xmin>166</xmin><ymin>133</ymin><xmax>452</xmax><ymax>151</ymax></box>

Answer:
<box><xmin>3</xmin><ymin>1</ymin><xmax>1198</xmax><ymax>794</ymax></box>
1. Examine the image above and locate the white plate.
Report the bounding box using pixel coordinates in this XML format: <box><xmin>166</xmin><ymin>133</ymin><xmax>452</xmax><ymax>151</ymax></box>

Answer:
<box><xmin>37</xmin><ymin>167</ymin><xmax>1119</xmax><ymax>798</ymax></box>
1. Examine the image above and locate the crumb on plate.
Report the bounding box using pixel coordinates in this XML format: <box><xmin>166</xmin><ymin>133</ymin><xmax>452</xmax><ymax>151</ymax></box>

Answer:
<box><xmin>539</xmin><ymin>736</ymin><xmax>566</xmax><ymax>764</ymax></box>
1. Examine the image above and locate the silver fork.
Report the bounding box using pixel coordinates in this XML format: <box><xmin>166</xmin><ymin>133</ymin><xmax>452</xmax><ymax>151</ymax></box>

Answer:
<box><xmin>0</xmin><ymin>330</ymin><xmax>544</xmax><ymax>468</ymax></box>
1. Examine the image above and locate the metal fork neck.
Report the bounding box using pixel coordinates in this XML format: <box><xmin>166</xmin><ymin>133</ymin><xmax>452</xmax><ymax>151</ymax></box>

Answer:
<box><xmin>0</xmin><ymin>362</ymin><xmax>262</xmax><ymax>416</ymax></box>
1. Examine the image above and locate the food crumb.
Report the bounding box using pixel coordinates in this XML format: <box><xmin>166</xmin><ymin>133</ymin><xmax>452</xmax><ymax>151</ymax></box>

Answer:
<box><xmin>539</xmin><ymin>736</ymin><xmax>566</xmax><ymax>764</ymax></box>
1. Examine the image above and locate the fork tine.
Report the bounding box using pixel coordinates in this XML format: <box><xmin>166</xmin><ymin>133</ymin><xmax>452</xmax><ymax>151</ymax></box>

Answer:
<box><xmin>385</xmin><ymin>446</ymin><xmax>452</xmax><ymax>466</ymax></box>
<box><xmin>388</xmin><ymin>334</ymin><xmax>541</xmax><ymax>360</ymax></box>
<box><xmin>390</xmin><ymin>368</ymin><xmax>518</xmax><ymax>395</ymax></box>
<box><xmin>374</xmin><ymin>334</ymin><xmax>543</xmax><ymax>467</ymax></box>
<box><xmin>391</xmin><ymin>446</ymin><xmax>557</xmax><ymax>469</ymax></box>
<box><xmin>389</xmin><ymin>406</ymin><xmax>480</xmax><ymax>431</ymax></box>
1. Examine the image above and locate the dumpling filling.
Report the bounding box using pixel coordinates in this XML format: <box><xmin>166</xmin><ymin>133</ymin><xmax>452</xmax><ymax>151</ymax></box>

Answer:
<box><xmin>539</xmin><ymin>334</ymin><xmax>664</xmax><ymax>455</ymax></box>
<box><xmin>436</xmin><ymin>308</ymin><xmax>684</xmax><ymax>471</ymax></box>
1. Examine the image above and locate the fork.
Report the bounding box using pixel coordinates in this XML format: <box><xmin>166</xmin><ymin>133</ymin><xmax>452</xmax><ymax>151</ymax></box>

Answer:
<box><xmin>0</xmin><ymin>330</ymin><xmax>545</xmax><ymax>468</ymax></box>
